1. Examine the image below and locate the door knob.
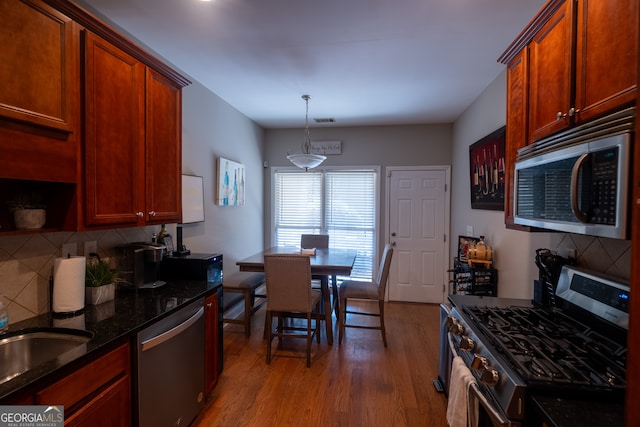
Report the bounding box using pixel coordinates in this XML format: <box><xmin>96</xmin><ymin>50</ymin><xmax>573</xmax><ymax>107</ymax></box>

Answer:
<box><xmin>391</xmin><ymin>232</ymin><xmax>396</xmax><ymax>236</ymax></box>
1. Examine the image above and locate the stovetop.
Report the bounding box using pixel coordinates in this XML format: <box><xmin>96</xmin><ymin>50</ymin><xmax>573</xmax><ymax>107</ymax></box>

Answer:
<box><xmin>464</xmin><ymin>305</ymin><xmax>626</xmax><ymax>393</ymax></box>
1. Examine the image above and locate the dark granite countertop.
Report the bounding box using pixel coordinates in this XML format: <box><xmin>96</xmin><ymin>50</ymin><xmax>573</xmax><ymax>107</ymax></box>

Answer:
<box><xmin>531</xmin><ymin>395</ymin><xmax>624</xmax><ymax>427</ymax></box>
<box><xmin>0</xmin><ymin>279</ymin><xmax>221</xmax><ymax>401</ymax></box>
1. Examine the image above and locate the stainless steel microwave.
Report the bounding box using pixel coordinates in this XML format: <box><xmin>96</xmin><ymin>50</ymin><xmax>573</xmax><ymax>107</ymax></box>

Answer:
<box><xmin>514</xmin><ymin>131</ymin><xmax>631</xmax><ymax>239</ymax></box>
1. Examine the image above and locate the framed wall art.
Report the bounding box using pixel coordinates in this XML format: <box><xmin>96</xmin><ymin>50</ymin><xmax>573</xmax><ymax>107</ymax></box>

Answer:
<box><xmin>216</xmin><ymin>157</ymin><xmax>245</xmax><ymax>206</ymax></box>
<box><xmin>469</xmin><ymin>126</ymin><xmax>506</xmax><ymax>211</ymax></box>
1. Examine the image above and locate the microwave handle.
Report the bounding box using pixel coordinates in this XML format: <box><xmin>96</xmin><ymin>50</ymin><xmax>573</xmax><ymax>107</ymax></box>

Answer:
<box><xmin>570</xmin><ymin>153</ymin><xmax>590</xmax><ymax>223</ymax></box>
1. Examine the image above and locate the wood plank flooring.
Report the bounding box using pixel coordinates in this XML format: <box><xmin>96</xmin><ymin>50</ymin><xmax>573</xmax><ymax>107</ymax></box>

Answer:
<box><xmin>193</xmin><ymin>301</ymin><xmax>448</xmax><ymax>427</ymax></box>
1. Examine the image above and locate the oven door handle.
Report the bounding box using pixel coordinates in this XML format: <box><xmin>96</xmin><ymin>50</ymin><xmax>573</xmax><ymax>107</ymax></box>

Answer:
<box><xmin>447</xmin><ymin>333</ymin><xmax>513</xmax><ymax>427</ymax></box>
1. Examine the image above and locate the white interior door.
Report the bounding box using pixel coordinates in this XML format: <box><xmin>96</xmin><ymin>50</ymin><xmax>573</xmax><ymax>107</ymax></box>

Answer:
<box><xmin>387</xmin><ymin>167</ymin><xmax>449</xmax><ymax>303</ymax></box>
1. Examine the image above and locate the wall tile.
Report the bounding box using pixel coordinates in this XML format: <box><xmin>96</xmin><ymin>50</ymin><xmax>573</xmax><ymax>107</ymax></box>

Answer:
<box><xmin>550</xmin><ymin>233</ymin><xmax>630</xmax><ymax>280</ymax></box>
<box><xmin>0</xmin><ymin>226</ymin><xmax>157</xmax><ymax>324</ymax></box>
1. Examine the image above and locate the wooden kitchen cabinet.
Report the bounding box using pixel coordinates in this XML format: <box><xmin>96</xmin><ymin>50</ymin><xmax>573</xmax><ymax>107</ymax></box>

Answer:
<box><xmin>528</xmin><ymin>0</ymin><xmax>573</xmax><ymax>142</ymax></box>
<box><xmin>144</xmin><ymin>68</ymin><xmax>183</xmax><ymax>225</ymax></box>
<box><xmin>574</xmin><ymin>0</ymin><xmax>637</xmax><ymax>123</ymax></box>
<box><xmin>83</xmin><ymin>30</ymin><xmax>145</xmax><ymax>228</ymax></box>
<box><xmin>503</xmin><ymin>49</ymin><xmax>529</xmax><ymax>228</ymax></box>
<box><xmin>83</xmin><ymin>31</ymin><xmax>183</xmax><ymax>228</ymax></box>
<box><xmin>499</xmin><ymin>0</ymin><xmax>638</xmax><ymax>229</ymax></box>
<box><xmin>0</xmin><ymin>0</ymin><xmax>78</xmax><ymax>134</ymax></box>
<box><xmin>0</xmin><ymin>0</ymin><xmax>80</xmax><ymax>184</ymax></box>
<box><xmin>528</xmin><ymin>0</ymin><xmax>637</xmax><ymax>142</ymax></box>
<box><xmin>35</xmin><ymin>342</ymin><xmax>131</xmax><ymax>426</ymax></box>
<box><xmin>205</xmin><ymin>291</ymin><xmax>221</xmax><ymax>395</ymax></box>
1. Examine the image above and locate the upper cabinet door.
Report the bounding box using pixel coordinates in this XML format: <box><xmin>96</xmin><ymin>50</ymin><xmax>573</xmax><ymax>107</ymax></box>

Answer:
<box><xmin>528</xmin><ymin>0</ymin><xmax>574</xmax><ymax>142</ymax></box>
<box><xmin>504</xmin><ymin>48</ymin><xmax>530</xmax><ymax>229</ymax></box>
<box><xmin>84</xmin><ymin>30</ymin><xmax>145</xmax><ymax>227</ymax></box>
<box><xmin>574</xmin><ymin>0</ymin><xmax>638</xmax><ymax>123</ymax></box>
<box><xmin>145</xmin><ymin>68</ymin><xmax>182</xmax><ymax>225</ymax></box>
<box><xmin>0</xmin><ymin>0</ymin><xmax>77</xmax><ymax>133</ymax></box>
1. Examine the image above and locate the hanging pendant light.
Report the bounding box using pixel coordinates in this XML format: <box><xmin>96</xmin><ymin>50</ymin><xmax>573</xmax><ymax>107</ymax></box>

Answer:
<box><xmin>287</xmin><ymin>95</ymin><xmax>326</xmax><ymax>171</ymax></box>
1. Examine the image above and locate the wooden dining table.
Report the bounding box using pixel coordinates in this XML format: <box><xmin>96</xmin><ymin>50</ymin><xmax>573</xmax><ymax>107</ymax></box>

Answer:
<box><xmin>236</xmin><ymin>246</ymin><xmax>357</xmax><ymax>344</ymax></box>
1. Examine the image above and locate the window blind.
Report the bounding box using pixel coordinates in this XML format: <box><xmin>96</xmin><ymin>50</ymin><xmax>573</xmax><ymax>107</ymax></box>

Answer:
<box><xmin>273</xmin><ymin>168</ymin><xmax>377</xmax><ymax>281</ymax></box>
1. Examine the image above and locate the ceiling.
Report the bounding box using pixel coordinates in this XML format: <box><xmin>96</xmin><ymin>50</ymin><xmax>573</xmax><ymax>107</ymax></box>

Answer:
<box><xmin>76</xmin><ymin>0</ymin><xmax>546</xmax><ymax>128</ymax></box>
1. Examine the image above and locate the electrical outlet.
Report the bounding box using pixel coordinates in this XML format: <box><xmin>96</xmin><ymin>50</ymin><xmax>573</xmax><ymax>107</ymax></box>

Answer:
<box><xmin>84</xmin><ymin>240</ymin><xmax>97</xmax><ymax>257</ymax></box>
<box><xmin>466</xmin><ymin>225</ymin><xmax>474</xmax><ymax>236</ymax></box>
<box><xmin>566</xmin><ymin>248</ymin><xmax>577</xmax><ymax>259</ymax></box>
<box><xmin>62</xmin><ymin>242</ymin><xmax>77</xmax><ymax>257</ymax></box>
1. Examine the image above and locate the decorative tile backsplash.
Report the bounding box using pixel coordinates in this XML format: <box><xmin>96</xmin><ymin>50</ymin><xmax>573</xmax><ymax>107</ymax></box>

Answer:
<box><xmin>550</xmin><ymin>233</ymin><xmax>631</xmax><ymax>280</ymax></box>
<box><xmin>0</xmin><ymin>227</ymin><xmax>156</xmax><ymax>325</ymax></box>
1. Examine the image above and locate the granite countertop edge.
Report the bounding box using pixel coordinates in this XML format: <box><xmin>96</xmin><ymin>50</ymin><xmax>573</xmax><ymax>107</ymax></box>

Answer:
<box><xmin>0</xmin><ymin>279</ymin><xmax>221</xmax><ymax>401</ymax></box>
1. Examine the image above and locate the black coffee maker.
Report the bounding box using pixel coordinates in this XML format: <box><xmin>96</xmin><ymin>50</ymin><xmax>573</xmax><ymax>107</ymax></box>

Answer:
<box><xmin>119</xmin><ymin>242</ymin><xmax>167</xmax><ymax>288</ymax></box>
<box><xmin>534</xmin><ymin>248</ymin><xmax>575</xmax><ymax>306</ymax></box>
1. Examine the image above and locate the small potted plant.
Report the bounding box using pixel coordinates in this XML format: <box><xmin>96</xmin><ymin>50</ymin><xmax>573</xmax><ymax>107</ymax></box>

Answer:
<box><xmin>85</xmin><ymin>254</ymin><xmax>120</xmax><ymax>305</ymax></box>
<box><xmin>7</xmin><ymin>192</ymin><xmax>46</xmax><ymax>230</ymax></box>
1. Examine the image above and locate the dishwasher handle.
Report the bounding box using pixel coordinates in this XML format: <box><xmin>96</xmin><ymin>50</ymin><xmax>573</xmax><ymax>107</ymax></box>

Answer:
<box><xmin>141</xmin><ymin>306</ymin><xmax>205</xmax><ymax>352</ymax></box>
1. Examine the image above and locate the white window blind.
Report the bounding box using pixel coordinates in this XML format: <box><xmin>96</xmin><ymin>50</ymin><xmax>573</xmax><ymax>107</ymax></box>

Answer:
<box><xmin>273</xmin><ymin>168</ymin><xmax>377</xmax><ymax>281</ymax></box>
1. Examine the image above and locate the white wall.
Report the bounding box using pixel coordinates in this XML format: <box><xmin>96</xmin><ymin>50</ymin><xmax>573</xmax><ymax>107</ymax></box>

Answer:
<box><xmin>180</xmin><ymin>80</ymin><xmax>265</xmax><ymax>273</ymax></box>
<box><xmin>451</xmin><ymin>70</ymin><xmax>551</xmax><ymax>299</ymax></box>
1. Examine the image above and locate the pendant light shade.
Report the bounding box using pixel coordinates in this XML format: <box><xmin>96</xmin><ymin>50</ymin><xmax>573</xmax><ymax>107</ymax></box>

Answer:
<box><xmin>287</xmin><ymin>95</ymin><xmax>326</xmax><ymax>171</ymax></box>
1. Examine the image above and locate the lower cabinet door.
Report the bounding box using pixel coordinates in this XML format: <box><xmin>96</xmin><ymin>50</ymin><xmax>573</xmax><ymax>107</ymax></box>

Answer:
<box><xmin>65</xmin><ymin>375</ymin><xmax>131</xmax><ymax>427</ymax></box>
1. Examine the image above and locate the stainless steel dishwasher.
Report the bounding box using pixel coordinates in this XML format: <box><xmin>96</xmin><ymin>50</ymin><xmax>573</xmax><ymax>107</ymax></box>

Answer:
<box><xmin>136</xmin><ymin>298</ymin><xmax>205</xmax><ymax>427</ymax></box>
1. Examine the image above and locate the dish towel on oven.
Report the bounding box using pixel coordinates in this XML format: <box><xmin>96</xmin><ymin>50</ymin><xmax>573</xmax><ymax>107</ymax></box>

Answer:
<box><xmin>446</xmin><ymin>356</ymin><xmax>479</xmax><ymax>427</ymax></box>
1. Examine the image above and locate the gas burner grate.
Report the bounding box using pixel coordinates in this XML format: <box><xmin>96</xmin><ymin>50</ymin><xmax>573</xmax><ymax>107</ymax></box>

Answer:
<box><xmin>464</xmin><ymin>305</ymin><xmax>626</xmax><ymax>390</ymax></box>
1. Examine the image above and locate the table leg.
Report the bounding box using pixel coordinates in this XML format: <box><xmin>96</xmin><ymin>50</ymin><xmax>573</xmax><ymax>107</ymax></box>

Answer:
<box><xmin>321</xmin><ymin>277</ymin><xmax>333</xmax><ymax>345</ymax></box>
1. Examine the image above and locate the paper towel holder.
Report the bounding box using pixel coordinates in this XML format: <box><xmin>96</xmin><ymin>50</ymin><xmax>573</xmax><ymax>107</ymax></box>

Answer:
<box><xmin>49</xmin><ymin>275</ymin><xmax>85</xmax><ymax>318</ymax></box>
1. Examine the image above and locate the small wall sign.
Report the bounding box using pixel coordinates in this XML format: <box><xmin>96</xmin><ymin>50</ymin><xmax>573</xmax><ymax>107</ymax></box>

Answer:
<box><xmin>310</xmin><ymin>140</ymin><xmax>341</xmax><ymax>155</ymax></box>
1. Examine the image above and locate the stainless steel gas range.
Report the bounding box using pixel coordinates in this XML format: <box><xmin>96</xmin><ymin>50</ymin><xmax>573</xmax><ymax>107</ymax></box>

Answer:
<box><xmin>438</xmin><ymin>265</ymin><xmax>628</xmax><ymax>426</ymax></box>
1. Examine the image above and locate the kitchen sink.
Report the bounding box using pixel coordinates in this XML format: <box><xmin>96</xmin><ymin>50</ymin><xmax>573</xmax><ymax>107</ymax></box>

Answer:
<box><xmin>0</xmin><ymin>328</ymin><xmax>93</xmax><ymax>385</ymax></box>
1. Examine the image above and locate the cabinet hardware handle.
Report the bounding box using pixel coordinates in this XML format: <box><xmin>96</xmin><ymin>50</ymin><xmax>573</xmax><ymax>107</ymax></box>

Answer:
<box><xmin>556</xmin><ymin>111</ymin><xmax>568</xmax><ymax>120</ymax></box>
<box><xmin>136</xmin><ymin>212</ymin><xmax>144</xmax><ymax>217</ymax></box>
<box><xmin>149</xmin><ymin>211</ymin><xmax>156</xmax><ymax>216</ymax></box>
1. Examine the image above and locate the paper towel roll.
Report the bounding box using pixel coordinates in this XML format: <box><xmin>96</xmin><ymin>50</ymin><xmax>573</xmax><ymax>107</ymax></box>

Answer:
<box><xmin>53</xmin><ymin>256</ymin><xmax>86</xmax><ymax>314</ymax></box>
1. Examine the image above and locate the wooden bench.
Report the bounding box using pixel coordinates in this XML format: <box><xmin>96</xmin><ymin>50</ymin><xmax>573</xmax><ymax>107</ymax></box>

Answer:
<box><xmin>222</xmin><ymin>272</ymin><xmax>266</xmax><ymax>337</ymax></box>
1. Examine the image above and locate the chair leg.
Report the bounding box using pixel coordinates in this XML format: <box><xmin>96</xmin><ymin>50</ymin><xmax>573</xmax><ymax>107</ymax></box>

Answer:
<box><xmin>331</xmin><ymin>277</ymin><xmax>339</xmax><ymax>318</ymax></box>
<box><xmin>306</xmin><ymin>312</ymin><xmax>312</xmax><ymax>368</ymax></box>
<box><xmin>316</xmin><ymin>302</ymin><xmax>321</xmax><ymax>344</ymax></box>
<box><xmin>263</xmin><ymin>311</ymin><xmax>269</xmax><ymax>340</ymax></box>
<box><xmin>243</xmin><ymin>290</ymin><xmax>252</xmax><ymax>338</ymax></box>
<box><xmin>266</xmin><ymin>310</ymin><xmax>273</xmax><ymax>364</ymax></box>
<box><xmin>379</xmin><ymin>300</ymin><xmax>387</xmax><ymax>347</ymax></box>
<box><xmin>339</xmin><ymin>297</ymin><xmax>347</xmax><ymax>344</ymax></box>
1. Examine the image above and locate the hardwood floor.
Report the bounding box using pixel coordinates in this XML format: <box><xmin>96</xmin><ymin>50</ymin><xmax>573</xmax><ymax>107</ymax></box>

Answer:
<box><xmin>193</xmin><ymin>301</ymin><xmax>448</xmax><ymax>426</ymax></box>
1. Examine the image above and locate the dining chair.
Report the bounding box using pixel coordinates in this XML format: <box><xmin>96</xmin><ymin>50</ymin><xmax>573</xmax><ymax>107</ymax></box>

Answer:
<box><xmin>300</xmin><ymin>234</ymin><xmax>329</xmax><ymax>250</ymax></box>
<box><xmin>264</xmin><ymin>254</ymin><xmax>322</xmax><ymax>367</ymax></box>
<box><xmin>300</xmin><ymin>234</ymin><xmax>329</xmax><ymax>289</ymax></box>
<box><xmin>338</xmin><ymin>243</ymin><xmax>394</xmax><ymax>347</ymax></box>
<box><xmin>300</xmin><ymin>233</ymin><xmax>330</xmax><ymax>304</ymax></box>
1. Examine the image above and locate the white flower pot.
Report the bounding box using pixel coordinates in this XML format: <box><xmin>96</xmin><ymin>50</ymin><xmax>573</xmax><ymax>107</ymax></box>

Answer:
<box><xmin>13</xmin><ymin>208</ymin><xmax>46</xmax><ymax>230</ymax></box>
<box><xmin>85</xmin><ymin>283</ymin><xmax>115</xmax><ymax>305</ymax></box>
